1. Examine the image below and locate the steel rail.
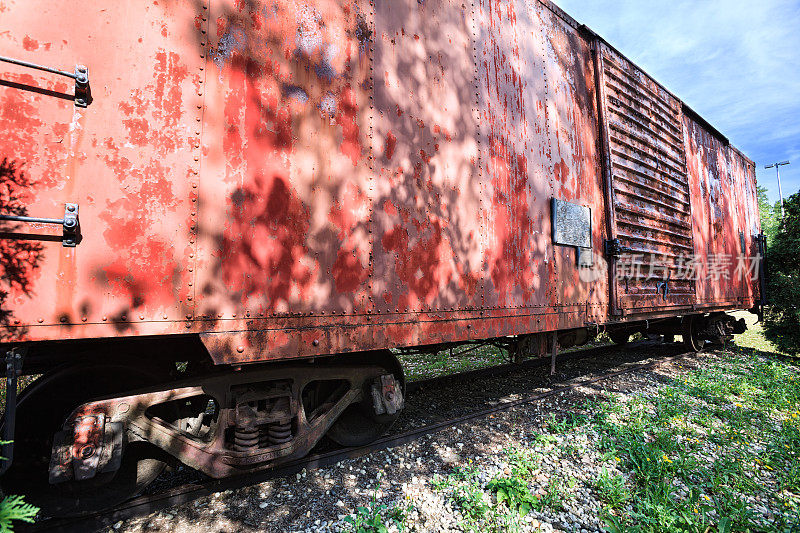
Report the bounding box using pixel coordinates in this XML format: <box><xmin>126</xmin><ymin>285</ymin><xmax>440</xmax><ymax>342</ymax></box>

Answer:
<box><xmin>33</xmin><ymin>343</ymin><xmax>693</xmax><ymax>532</ymax></box>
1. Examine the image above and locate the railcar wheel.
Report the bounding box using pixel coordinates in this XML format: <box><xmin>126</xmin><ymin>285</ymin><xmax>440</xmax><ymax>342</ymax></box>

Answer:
<box><xmin>326</xmin><ymin>351</ymin><xmax>405</xmax><ymax>448</ymax></box>
<box><xmin>1</xmin><ymin>363</ymin><xmax>171</xmax><ymax>517</ymax></box>
<box><xmin>682</xmin><ymin>316</ymin><xmax>704</xmax><ymax>352</ymax></box>
<box><xmin>609</xmin><ymin>331</ymin><xmax>630</xmax><ymax>346</ymax></box>
<box><xmin>326</xmin><ymin>401</ymin><xmax>401</xmax><ymax>447</ymax></box>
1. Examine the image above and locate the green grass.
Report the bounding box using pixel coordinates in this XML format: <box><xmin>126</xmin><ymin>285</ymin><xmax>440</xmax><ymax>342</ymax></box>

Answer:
<box><xmin>589</xmin><ymin>350</ymin><xmax>800</xmax><ymax>531</ymax></box>
<box><xmin>432</xmin><ymin>465</ymin><xmax>491</xmax><ymax>524</ymax></box>
<box><xmin>399</xmin><ymin>345</ymin><xmax>510</xmax><ymax>382</ymax></box>
<box><xmin>431</xmin><ymin>447</ymin><xmax>572</xmax><ymax>532</ymax></box>
<box><xmin>730</xmin><ymin>310</ymin><xmax>792</xmax><ymax>357</ymax></box>
<box><xmin>343</xmin><ymin>491</ymin><xmax>412</xmax><ymax>533</ymax></box>
<box><xmin>594</xmin><ymin>467</ymin><xmax>631</xmax><ymax>510</ymax></box>
<box><xmin>425</xmin><ymin>324</ymin><xmax>799</xmax><ymax>532</ymax></box>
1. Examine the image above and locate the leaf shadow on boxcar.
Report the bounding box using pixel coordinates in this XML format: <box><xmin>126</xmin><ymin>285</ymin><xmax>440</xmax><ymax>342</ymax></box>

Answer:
<box><xmin>0</xmin><ymin>158</ymin><xmax>45</xmax><ymax>340</ymax></box>
<box><xmin>175</xmin><ymin>0</ymin><xmax>378</xmax><ymax>325</ymax></box>
<box><xmin>155</xmin><ymin>0</ymin><xmax>569</xmax><ymax>327</ymax></box>
<box><xmin>369</xmin><ymin>0</ymin><xmax>488</xmax><ymax>312</ymax></box>
<box><xmin>163</xmin><ymin>0</ymin><xmax>610</xmax><ymax>349</ymax></box>
<box><xmin>158</xmin><ymin>0</ymin><xmax>493</xmax><ymax>336</ymax></box>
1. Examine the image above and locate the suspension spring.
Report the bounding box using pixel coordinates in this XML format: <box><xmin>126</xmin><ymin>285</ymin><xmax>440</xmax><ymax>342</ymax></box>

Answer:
<box><xmin>264</xmin><ymin>420</ymin><xmax>292</xmax><ymax>446</ymax></box>
<box><xmin>233</xmin><ymin>426</ymin><xmax>259</xmax><ymax>451</ymax></box>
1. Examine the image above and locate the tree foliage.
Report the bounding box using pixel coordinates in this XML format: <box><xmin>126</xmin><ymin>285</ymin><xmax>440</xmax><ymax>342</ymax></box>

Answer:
<box><xmin>757</xmin><ymin>185</ymin><xmax>781</xmax><ymax>246</ymax></box>
<box><xmin>0</xmin><ymin>495</ymin><xmax>38</xmax><ymax>532</ymax></box>
<box><xmin>0</xmin><ymin>441</ymin><xmax>39</xmax><ymax>532</ymax></box>
<box><xmin>763</xmin><ymin>192</ymin><xmax>800</xmax><ymax>354</ymax></box>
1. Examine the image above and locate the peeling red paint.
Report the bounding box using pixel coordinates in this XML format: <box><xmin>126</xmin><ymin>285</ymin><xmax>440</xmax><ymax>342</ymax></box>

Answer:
<box><xmin>554</xmin><ymin>158</ymin><xmax>568</xmax><ymax>183</ymax></box>
<box><xmin>22</xmin><ymin>35</ymin><xmax>38</xmax><ymax>50</ymax></box>
<box><xmin>337</xmin><ymin>87</ymin><xmax>361</xmax><ymax>165</ymax></box>
<box><xmin>384</xmin><ymin>131</ymin><xmax>397</xmax><ymax>160</ymax></box>
<box><xmin>122</xmin><ymin>118</ymin><xmax>150</xmax><ymax>146</ymax></box>
<box><xmin>332</xmin><ymin>248</ymin><xmax>368</xmax><ymax>293</ymax></box>
<box><xmin>0</xmin><ymin>0</ymin><xmax>759</xmax><ymax>364</ymax></box>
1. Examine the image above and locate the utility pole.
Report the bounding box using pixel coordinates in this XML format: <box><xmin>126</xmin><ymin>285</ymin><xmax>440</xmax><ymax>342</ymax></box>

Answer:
<box><xmin>765</xmin><ymin>161</ymin><xmax>790</xmax><ymax>219</ymax></box>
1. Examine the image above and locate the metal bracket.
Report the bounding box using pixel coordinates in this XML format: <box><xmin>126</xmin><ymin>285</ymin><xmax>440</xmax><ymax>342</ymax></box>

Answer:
<box><xmin>62</xmin><ymin>203</ymin><xmax>80</xmax><ymax>246</ymax></box>
<box><xmin>0</xmin><ymin>55</ymin><xmax>92</xmax><ymax>107</ymax></box>
<box><xmin>73</xmin><ymin>65</ymin><xmax>91</xmax><ymax>108</ymax></box>
<box><xmin>604</xmin><ymin>238</ymin><xmax>633</xmax><ymax>258</ymax></box>
<box><xmin>656</xmin><ymin>280</ymin><xmax>670</xmax><ymax>300</ymax></box>
<box><xmin>0</xmin><ymin>203</ymin><xmax>81</xmax><ymax>247</ymax></box>
<box><xmin>49</xmin><ymin>414</ymin><xmax>125</xmax><ymax>483</ymax></box>
<box><xmin>370</xmin><ymin>374</ymin><xmax>404</xmax><ymax>416</ymax></box>
<box><xmin>0</xmin><ymin>348</ymin><xmax>25</xmax><ymax>476</ymax></box>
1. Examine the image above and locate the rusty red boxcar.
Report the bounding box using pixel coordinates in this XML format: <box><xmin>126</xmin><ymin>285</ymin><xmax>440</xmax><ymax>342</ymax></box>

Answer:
<box><xmin>0</xmin><ymin>0</ymin><xmax>762</xmax><ymax>514</ymax></box>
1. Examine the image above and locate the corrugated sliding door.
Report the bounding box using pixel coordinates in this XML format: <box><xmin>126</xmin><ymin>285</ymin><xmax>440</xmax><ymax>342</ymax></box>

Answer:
<box><xmin>596</xmin><ymin>43</ymin><xmax>696</xmax><ymax>315</ymax></box>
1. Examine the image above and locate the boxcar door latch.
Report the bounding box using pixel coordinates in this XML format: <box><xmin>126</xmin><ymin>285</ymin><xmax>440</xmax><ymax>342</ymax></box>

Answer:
<box><xmin>0</xmin><ymin>203</ymin><xmax>81</xmax><ymax>247</ymax></box>
<box><xmin>0</xmin><ymin>55</ymin><xmax>92</xmax><ymax>107</ymax></box>
<box><xmin>604</xmin><ymin>238</ymin><xmax>633</xmax><ymax>258</ymax></box>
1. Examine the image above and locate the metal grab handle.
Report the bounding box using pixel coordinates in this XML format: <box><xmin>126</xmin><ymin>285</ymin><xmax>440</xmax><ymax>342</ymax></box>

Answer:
<box><xmin>0</xmin><ymin>203</ymin><xmax>81</xmax><ymax>247</ymax></box>
<box><xmin>0</xmin><ymin>55</ymin><xmax>92</xmax><ymax>107</ymax></box>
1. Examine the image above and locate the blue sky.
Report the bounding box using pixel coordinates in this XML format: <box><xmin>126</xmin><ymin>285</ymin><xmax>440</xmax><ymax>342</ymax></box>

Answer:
<box><xmin>554</xmin><ymin>0</ymin><xmax>800</xmax><ymax>204</ymax></box>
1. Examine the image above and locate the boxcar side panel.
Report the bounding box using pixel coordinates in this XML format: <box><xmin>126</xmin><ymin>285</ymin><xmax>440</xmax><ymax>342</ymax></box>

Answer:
<box><xmin>475</xmin><ymin>0</ymin><xmax>607</xmax><ymax>324</ymax></box>
<box><xmin>371</xmin><ymin>0</ymin><xmax>484</xmax><ymax>315</ymax></box>
<box><xmin>730</xmin><ymin>147</ymin><xmax>760</xmax><ymax>304</ymax></box>
<box><xmin>539</xmin><ymin>5</ymin><xmax>607</xmax><ymax>321</ymax></box>
<box><xmin>0</xmin><ymin>0</ymin><xmax>202</xmax><ymax>341</ymax></box>
<box><xmin>198</xmin><ymin>0</ymin><xmax>611</xmax><ymax>362</ymax></box>
<box><xmin>195</xmin><ymin>0</ymin><xmax>375</xmax><ymax>320</ymax></box>
<box><xmin>0</xmin><ymin>0</ymin><xmax>759</xmax><ymax>361</ymax></box>
<box><xmin>684</xmin><ymin>115</ymin><xmax>759</xmax><ymax>308</ymax></box>
<box><xmin>476</xmin><ymin>0</ymin><xmax>550</xmax><ymax>311</ymax></box>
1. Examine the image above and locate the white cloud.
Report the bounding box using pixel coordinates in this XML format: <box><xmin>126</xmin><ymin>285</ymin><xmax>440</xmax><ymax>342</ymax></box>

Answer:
<box><xmin>554</xmin><ymin>0</ymin><xmax>800</xmax><ymax>201</ymax></box>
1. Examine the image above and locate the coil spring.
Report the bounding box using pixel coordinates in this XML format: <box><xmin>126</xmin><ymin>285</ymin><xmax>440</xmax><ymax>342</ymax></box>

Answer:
<box><xmin>233</xmin><ymin>426</ymin><xmax>259</xmax><ymax>452</ymax></box>
<box><xmin>265</xmin><ymin>420</ymin><xmax>292</xmax><ymax>446</ymax></box>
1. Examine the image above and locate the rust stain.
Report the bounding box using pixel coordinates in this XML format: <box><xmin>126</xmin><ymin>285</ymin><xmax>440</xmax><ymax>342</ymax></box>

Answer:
<box><xmin>22</xmin><ymin>35</ymin><xmax>38</xmax><ymax>50</ymax></box>
<box><xmin>384</xmin><ymin>131</ymin><xmax>397</xmax><ymax>160</ymax></box>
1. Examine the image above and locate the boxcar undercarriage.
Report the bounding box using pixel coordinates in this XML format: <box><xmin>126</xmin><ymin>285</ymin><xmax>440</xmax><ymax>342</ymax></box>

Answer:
<box><xmin>1</xmin><ymin>312</ymin><xmax>748</xmax><ymax>515</ymax></box>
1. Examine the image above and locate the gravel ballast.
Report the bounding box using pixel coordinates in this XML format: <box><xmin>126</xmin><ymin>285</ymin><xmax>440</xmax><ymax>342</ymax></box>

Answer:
<box><xmin>101</xmin><ymin>345</ymin><xmax>799</xmax><ymax>532</ymax></box>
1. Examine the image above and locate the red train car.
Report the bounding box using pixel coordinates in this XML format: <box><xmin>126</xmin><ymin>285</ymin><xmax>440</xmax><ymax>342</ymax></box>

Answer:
<box><xmin>0</xmin><ymin>0</ymin><xmax>761</xmax><ymax>514</ymax></box>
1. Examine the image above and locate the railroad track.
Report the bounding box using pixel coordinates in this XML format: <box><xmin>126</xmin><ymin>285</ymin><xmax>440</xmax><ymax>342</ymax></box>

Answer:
<box><xmin>32</xmin><ymin>342</ymin><xmax>694</xmax><ymax>532</ymax></box>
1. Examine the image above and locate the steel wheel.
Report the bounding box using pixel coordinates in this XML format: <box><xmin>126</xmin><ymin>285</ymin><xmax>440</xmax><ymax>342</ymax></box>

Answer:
<box><xmin>326</xmin><ymin>351</ymin><xmax>404</xmax><ymax>447</ymax></box>
<box><xmin>326</xmin><ymin>399</ymin><xmax>401</xmax><ymax>447</ymax></box>
<box><xmin>682</xmin><ymin>316</ymin><xmax>705</xmax><ymax>352</ymax></box>
<box><xmin>609</xmin><ymin>331</ymin><xmax>630</xmax><ymax>346</ymax></box>
<box><xmin>2</xmin><ymin>363</ymin><xmax>170</xmax><ymax>517</ymax></box>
